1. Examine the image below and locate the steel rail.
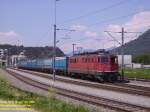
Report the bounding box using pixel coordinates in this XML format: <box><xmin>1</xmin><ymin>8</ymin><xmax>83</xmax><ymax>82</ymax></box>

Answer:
<box><xmin>128</xmin><ymin>78</ymin><xmax>150</xmax><ymax>82</ymax></box>
<box><xmin>5</xmin><ymin>69</ymin><xmax>150</xmax><ymax>112</ymax></box>
<box><xmin>14</xmin><ymin>68</ymin><xmax>150</xmax><ymax>97</ymax></box>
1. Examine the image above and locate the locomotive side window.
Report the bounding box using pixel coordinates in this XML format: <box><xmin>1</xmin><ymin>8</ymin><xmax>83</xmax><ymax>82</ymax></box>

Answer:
<box><xmin>82</xmin><ymin>58</ymin><xmax>84</xmax><ymax>62</ymax></box>
<box><xmin>70</xmin><ymin>59</ymin><xmax>72</xmax><ymax>63</ymax></box>
<box><xmin>98</xmin><ymin>57</ymin><xmax>100</xmax><ymax>62</ymax></box>
<box><xmin>91</xmin><ymin>58</ymin><xmax>93</xmax><ymax>62</ymax></box>
<box><xmin>75</xmin><ymin>58</ymin><xmax>77</xmax><ymax>63</ymax></box>
<box><xmin>85</xmin><ymin>58</ymin><xmax>87</xmax><ymax>63</ymax></box>
<box><xmin>88</xmin><ymin>58</ymin><xmax>90</xmax><ymax>63</ymax></box>
<box><xmin>100</xmin><ymin>56</ymin><xmax>108</xmax><ymax>64</ymax></box>
<box><xmin>70</xmin><ymin>58</ymin><xmax>78</xmax><ymax>63</ymax></box>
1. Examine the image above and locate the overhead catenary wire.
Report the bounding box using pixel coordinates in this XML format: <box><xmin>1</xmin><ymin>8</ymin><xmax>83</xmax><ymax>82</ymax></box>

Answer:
<box><xmin>87</xmin><ymin>11</ymin><xmax>147</xmax><ymax>28</ymax></box>
<box><xmin>48</xmin><ymin>1</ymin><xmax>150</xmax><ymax>50</ymax></box>
<box><xmin>58</xmin><ymin>0</ymin><xmax>131</xmax><ymax>25</ymax></box>
<box><xmin>57</xmin><ymin>21</ymin><xmax>150</xmax><ymax>47</ymax></box>
<box><xmin>57</xmin><ymin>23</ymin><xmax>149</xmax><ymax>47</ymax></box>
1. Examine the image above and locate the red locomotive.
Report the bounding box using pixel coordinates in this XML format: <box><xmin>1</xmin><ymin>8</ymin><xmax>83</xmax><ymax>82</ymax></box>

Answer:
<box><xmin>68</xmin><ymin>50</ymin><xmax>119</xmax><ymax>82</ymax></box>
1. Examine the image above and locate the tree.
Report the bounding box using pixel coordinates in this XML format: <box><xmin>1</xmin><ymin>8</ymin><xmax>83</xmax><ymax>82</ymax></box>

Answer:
<box><xmin>133</xmin><ymin>54</ymin><xmax>150</xmax><ymax>64</ymax></box>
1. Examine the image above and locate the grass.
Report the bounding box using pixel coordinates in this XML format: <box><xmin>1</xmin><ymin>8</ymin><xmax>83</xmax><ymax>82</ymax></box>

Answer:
<box><xmin>0</xmin><ymin>76</ymin><xmax>90</xmax><ymax>112</ymax></box>
<box><xmin>123</xmin><ymin>68</ymin><xmax>150</xmax><ymax>79</ymax></box>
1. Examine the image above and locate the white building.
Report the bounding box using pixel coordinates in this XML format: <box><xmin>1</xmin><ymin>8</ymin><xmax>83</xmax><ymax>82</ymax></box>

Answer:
<box><xmin>10</xmin><ymin>52</ymin><xmax>26</xmax><ymax>66</ymax></box>
<box><xmin>117</xmin><ymin>55</ymin><xmax>132</xmax><ymax>65</ymax></box>
<box><xmin>0</xmin><ymin>49</ymin><xmax>6</xmax><ymax>59</ymax></box>
<box><xmin>0</xmin><ymin>49</ymin><xmax>8</xmax><ymax>67</ymax></box>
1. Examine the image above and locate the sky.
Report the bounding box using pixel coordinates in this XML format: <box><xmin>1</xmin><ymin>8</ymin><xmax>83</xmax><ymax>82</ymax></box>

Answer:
<box><xmin>0</xmin><ymin>0</ymin><xmax>150</xmax><ymax>53</ymax></box>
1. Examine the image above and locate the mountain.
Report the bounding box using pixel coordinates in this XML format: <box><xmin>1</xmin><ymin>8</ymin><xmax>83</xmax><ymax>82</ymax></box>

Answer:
<box><xmin>0</xmin><ymin>44</ymin><xmax>65</xmax><ymax>59</ymax></box>
<box><xmin>111</xmin><ymin>29</ymin><xmax>150</xmax><ymax>56</ymax></box>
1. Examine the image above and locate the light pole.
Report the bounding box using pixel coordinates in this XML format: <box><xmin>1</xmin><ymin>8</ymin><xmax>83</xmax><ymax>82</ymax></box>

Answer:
<box><xmin>53</xmin><ymin>0</ymin><xmax>57</xmax><ymax>81</ymax></box>
<box><xmin>53</xmin><ymin>0</ymin><xmax>76</xmax><ymax>81</ymax></box>
<box><xmin>121</xmin><ymin>27</ymin><xmax>124</xmax><ymax>81</ymax></box>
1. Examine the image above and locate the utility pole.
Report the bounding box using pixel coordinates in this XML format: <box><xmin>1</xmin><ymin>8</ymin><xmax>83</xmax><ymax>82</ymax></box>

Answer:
<box><xmin>53</xmin><ymin>0</ymin><xmax>57</xmax><ymax>81</ymax></box>
<box><xmin>53</xmin><ymin>0</ymin><xmax>76</xmax><ymax>81</ymax></box>
<box><xmin>17</xmin><ymin>40</ymin><xmax>20</xmax><ymax>55</ymax></box>
<box><xmin>121</xmin><ymin>27</ymin><xmax>124</xmax><ymax>80</ymax></box>
<box><xmin>72</xmin><ymin>43</ymin><xmax>76</xmax><ymax>56</ymax></box>
<box><xmin>53</xmin><ymin>25</ymin><xmax>56</xmax><ymax>81</ymax></box>
<box><xmin>105</xmin><ymin>27</ymin><xmax>141</xmax><ymax>81</ymax></box>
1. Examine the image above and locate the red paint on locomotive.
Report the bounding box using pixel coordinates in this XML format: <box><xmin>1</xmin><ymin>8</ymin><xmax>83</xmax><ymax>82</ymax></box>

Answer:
<box><xmin>68</xmin><ymin>54</ymin><xmax>119</xmax><ymax>81</ymax></box>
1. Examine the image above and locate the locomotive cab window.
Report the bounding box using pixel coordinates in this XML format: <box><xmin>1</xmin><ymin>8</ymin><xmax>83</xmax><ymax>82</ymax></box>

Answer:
<box><xmin>111</xmin><ymin>57</ymin><xmax>117</xmax><ymax>64</ymax></box>
<box><xmin>100</xmin><ymin>56</ymin><xmax>108</xmax><ymax>64</ymax></box>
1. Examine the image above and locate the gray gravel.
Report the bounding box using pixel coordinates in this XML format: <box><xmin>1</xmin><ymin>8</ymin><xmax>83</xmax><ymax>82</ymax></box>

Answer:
<box><xmin>8</xmin><ymin>68</ymin><xmax>150</xmax><ymax>108</ymax></box>
<box><xmin>128</xmin><ymin>80</ymin><xmax>150</xmax><ymax>88</ymax></box>
<box><xmin>0</xmin><ymin>69</ymin><xmax>116</xmax><ymax>112</ymax></box>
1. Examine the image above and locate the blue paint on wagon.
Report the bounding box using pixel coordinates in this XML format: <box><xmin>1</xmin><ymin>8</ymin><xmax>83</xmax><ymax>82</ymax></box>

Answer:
<box><xmin>17</xmin><ymin>57</ymin><xmax>68</xmax><ymax>72</ymax></box>
<box><xmin>55</xmin><ymin>57</ymin><xmax>68</xmax><ymax>70</ymax></box>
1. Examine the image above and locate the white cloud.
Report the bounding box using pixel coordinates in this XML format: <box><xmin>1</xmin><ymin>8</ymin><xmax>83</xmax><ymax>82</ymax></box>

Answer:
<box><xmin>85</xmin><ymin>31</ymin><xmax>98</xmax><ymax>38</ymax></box>
<box><xmin>0</xmin><ymin>31</ymin><xmax>18</xmax><ymax>37</ymax></box>
<box><xmin>0</xmin><ymin>31</ymin><xmax>21</xmax><ymax>45</ymax></box>
<box><xmin>103</xmin><ymin>11</ymin><xmax>150</xmax><ymax>46</ymax></box>
<box><xmin>106</xmin><ymin>11</ymin><xmax>150</xmax><ymax>31</ymax></box>
<box><xmin>106</xmin><ymin>25</ymin><xmax>121</xmax><ymax>32</ymax></box>
<box><xmin>125</xmin><ymin>11</ymin><xmax>150</xmax><ymax>31</ymax></box>
<box><xmin>71</xmin><ymin>24</ymin><xmax>87</xmax><ymax>32</ymax></box>
<box><xmin>106</xmin><ymin>11</ymin><xmax>150</xmax><ymax>33</ymax></box>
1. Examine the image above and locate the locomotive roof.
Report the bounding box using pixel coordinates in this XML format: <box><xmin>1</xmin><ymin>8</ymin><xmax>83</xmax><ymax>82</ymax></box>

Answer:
<box><xmin>73</xmin><ymin>49</ymin><xmax>111</xmax><ymax>56</ymax></box>
<box><xmin>71</xmin><ymin>53</ymin><xmax>116</xmax><ymax>58</ymax></box>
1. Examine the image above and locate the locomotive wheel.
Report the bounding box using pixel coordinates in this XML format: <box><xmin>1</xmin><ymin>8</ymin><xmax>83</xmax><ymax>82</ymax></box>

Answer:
<box><xmin>97</xmin><ymin>77</ymin><xmax>104</xmax><ymax>83</ymax></box>
<box><xmin>108</xmin><ymin>75</ymin><xmax>117</xmax><ymax>82</ymax></box>
<box><xmin>95</xmin><ymin>75</ymin><xmax>104</xmax><ymax>83</ymax></box>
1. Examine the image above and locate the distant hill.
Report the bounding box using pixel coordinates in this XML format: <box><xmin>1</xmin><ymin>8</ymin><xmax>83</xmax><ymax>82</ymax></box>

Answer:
<box><xmin>0</xmin><ymin>44</ymin><xmax>65</xmax><ymax>59</ymax></box>
<box><xmin>111</xmin><ymin>29</ymin><xmax>150</xmax><ymax>56</ymax></box>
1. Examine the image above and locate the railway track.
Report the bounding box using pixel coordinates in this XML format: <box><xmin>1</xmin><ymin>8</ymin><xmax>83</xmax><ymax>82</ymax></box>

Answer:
<box><xmin>14</xmin><ymin>68</ymin><xmax>150</xmax><ymax>97</ymax></box>
<box><xmin>128</xmin><ymin>78</ymin><xmax>150</xmax><ymax>82</ymax></box>
<box><xmin>5</xmin><ymin>69</ymin><xmax>150</xmax><ymax>112</ymax></box>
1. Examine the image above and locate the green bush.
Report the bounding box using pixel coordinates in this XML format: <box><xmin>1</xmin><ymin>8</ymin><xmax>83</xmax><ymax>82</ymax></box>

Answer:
<box><xmin>123</xmin><ymin>68</ymin><xmax>150</xmax><ymax>79</ymax></box>
<box><xmin>133</xmin><ymin>54</ymin><xmax>150</xmax><ymax>64</ymax></box>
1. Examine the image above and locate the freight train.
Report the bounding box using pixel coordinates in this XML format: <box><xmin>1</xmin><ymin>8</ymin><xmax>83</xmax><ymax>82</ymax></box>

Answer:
<box><xmin>17</xmin><ymin>50</ymin><xmax>120</xmax><ymax>82</ymax></box>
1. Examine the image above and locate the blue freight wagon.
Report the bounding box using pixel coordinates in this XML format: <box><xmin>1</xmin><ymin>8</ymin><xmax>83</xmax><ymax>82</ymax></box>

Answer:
<box><xmin>17</xmin><ymin>57</ymin><xmax>68</xmax><ymax>75</ymax></box>
<box><xmin>55</xmin><ymin>57</ymin><xmax>68</xmax><ymax>75</ymax></box>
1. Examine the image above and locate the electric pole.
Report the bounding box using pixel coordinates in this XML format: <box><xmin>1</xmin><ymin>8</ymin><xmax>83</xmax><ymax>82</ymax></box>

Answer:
<box><xmin>53</xmin><ymin>25</ymin><xmax>56</xmax><ymax>81</ymax></box>
<box><xmin>121</xmin><ymin>27</ymin><xmax>124</xmax><ymax>81</ymax></box>
<box><xmin>72</xmin><ymin>43</ymin><xmax>76</xmax><ymax>56</ymax></box>
<box><xmin>53</xmin><ymin>0</ymin><xmax>75</xmax><ymax>81</ymax></box>
<box><xmin>53</xmin><ymin>0</ymin><xmax>57</xmax><ymax>81</ymax></box>
<box><xmin>105</xmin><ymin>27</ymin><xmax>141</xmax><ymax>81</ymax></box>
